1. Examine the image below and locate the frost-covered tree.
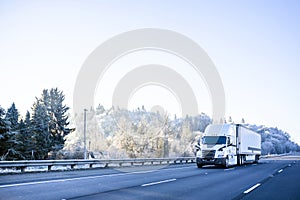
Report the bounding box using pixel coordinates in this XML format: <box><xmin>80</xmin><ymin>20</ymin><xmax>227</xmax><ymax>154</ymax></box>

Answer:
<box><xmin>41</xmin><ymin>88</ymin><xmax>70</xmax><ymax>155</ymax></box>
<box><xmin>0</xmin><ymin>105</ymin><xmax>10</xmax><ymax>159</ymax></box>
<box><xmin>0</xmin><ymin>104</ymin><xmax>23</xmax><ymax>160</ymax></box>
<box><xmin>17</xmin><ymin>111</ymin><xmax>35</xmax><ymax>159</ymax></box>
<box><xmin>228</xmin><ymin>116</ymin><xmax>233</xmax><ymax>123</ymax></box>
<box><xmin>64</xmin><ymin>108</ymin><xmax>107</xmax><ymax>157</ymax></box>
<box><xmin>30</xmin><ymin>88</ymin><xmax>71</xmax><ymax>158</ymax></box>
<box><xmin>5</xmin><ymin>103</ymin><xmax>19</xmax><ymax>131</ymax></box>
<box><xmin>31</xmin><ymin>99</ymin><xmax>51</xmax><ymax>159</ymax></box>
<box><xmin>241</xmin><ymin>118</ymin><xmax>245</xmax><ymax>124</ymax></box>
<box><xmin>246</xmin><ymin>124</ymin><xmax>299</xmax><ymax>155</ymax></box>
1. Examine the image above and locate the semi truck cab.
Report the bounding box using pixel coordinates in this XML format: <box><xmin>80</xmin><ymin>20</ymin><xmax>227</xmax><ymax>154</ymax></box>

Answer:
<box><xmin>196</xmin><ymin>124</ymin><xmax>261</xmax><ymax>168</ymax></box>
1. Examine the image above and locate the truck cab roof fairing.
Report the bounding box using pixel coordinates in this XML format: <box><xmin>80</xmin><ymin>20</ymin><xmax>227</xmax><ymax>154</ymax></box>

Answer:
<box><xmin>204</xmin><ymin>124</ymin><xmax>235</xmax><ymax>137</ymax></box>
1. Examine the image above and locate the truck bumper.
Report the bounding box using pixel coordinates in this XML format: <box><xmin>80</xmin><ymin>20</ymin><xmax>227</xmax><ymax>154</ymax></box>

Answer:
<box><xmin>196</xmin><ymin>157</ymin><xmax>226</xmax><ymax>166</ymax></box>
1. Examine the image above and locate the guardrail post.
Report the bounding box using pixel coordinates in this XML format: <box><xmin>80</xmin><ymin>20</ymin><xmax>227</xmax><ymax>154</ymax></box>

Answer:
<box><xmin>48</xmin><ymin>165</ymin><xmax>52</xmax><ymax>171</ymax></box>
<box><xmin>20</xmin><ymin>166</ymin><xmax>26</xmax><ymax>173</ymax></box>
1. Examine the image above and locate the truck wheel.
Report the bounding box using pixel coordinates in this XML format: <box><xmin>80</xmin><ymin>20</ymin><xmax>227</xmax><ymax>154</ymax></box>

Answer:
<box><xmin>197</xmin><ymin>163</ymin><xmax>202</xmax><ymax>168</ymax></box>
<box><xmin>237</xmin><ymin>155</ymin><xmax>241</xmax><ymax>166</ymax></box>
<box><xmin>224</xmin><ymin>158</ymin><xmax>229</xmax><ymax>168</ymax></box>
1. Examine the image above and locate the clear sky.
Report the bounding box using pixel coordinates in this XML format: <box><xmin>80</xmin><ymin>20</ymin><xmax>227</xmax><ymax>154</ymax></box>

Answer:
<box><xmin>1</xmin><ymin>1</ymin><xmax>299</xmax><ymax>143</ymax></box>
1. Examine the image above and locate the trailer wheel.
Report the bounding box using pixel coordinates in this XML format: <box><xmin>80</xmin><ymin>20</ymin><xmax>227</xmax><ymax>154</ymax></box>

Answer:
<box><xmin>254</xmin><ymin>155</ymin><xmax>259</xmax><ymax>164</ymax></box>
<box><xmin>240</xmin><ymin>155</ymin><xmax>244</xmax><ymax>165</ymax></box>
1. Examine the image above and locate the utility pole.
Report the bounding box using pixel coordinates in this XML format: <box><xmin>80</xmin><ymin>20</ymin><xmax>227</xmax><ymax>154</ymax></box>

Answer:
<box><xmin>83</xmin><ymin>109</ymin><xmax>87</xmax><ymax>159</ymax></box>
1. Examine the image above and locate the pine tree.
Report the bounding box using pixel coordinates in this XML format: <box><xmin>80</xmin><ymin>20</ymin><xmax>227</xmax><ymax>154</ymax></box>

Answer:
<box><xmin>0</xmin><ymin>105</ymin><xmax>10</xmax><ymax>159</ymax></box>
<box><xmin>241</xmin><ymin>118</ymin><xmax>245</xmax><ymax>124</ymax></box>
<box><xmin>30</xmin><ymin>88</ymin><xmax>70</xmax><ymax>159</ymax></box>
<box><xmin>228</xmin><ymin>116</ymin><xmax>232</xmax><ymax>123</ymax></box>
<box><xmin>31</xmin><ymin>99</ymin><xmax>51</xmax><ymax>159</ymax></box>
<box><xmin>17</xmin><ymin>111</ymin><xmax>35</xmax><ymax>159</ymax></box>
<box><xmin>5</xmin><ymin>103</ymin><xmax>19</xmax><ymax>131</ymax></box>
<box><xmin>41</xmin><ymin>88</ymin><xmax>70</xmax><ymax>156</ymax></box>
<box><xmin>0</xmin><ymin>103</ymin><xmax>24</xmax><ymax>160</ymax></box>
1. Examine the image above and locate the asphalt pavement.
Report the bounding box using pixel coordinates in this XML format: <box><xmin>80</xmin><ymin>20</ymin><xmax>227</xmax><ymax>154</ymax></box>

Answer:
<box><xmin>0</xmin><ymin>159</ymin><xmax>299</xmax><ymax>200</ymax></box>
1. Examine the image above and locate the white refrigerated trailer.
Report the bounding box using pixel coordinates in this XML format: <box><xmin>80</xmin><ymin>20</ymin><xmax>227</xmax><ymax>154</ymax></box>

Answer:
<box><xmin>196</xmin><ymin>124</ymin><xmax>261</xmax><ymax>168</ymax></box>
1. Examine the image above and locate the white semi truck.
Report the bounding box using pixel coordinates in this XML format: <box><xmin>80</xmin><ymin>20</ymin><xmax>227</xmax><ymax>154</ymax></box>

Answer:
<box><xmin>196</xmin><ymin>124</ymin><xmax>261</xmax><ymax>168</ymax></box>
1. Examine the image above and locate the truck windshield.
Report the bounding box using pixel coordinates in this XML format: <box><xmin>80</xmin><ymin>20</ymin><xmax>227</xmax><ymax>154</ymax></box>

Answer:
<box><xmin>202</xmin><ymin>136</ymin><xmax>226</xmax><ymax>145</ymax></box>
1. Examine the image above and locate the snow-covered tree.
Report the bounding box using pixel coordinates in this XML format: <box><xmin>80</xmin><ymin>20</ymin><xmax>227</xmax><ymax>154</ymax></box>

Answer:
<box><xmin>0</xmin><ymin>105</ymin><xmax>10</xmax><ymax>159</ymax></box>
<box><xmin>17</xmin><ymin>111</ymin><xmax>35</xmax><ymax>159</ymax></box>
<box><xmin>5</xmin><ymin>103</ymin><xmax>19</xmax><ymax>131</ymax></box>
<box><xmin>28</xmin><ymin>88</ymin><xmax>71</xmax><ymax>159</ymax></box>
<box><xmin>41</xmin><ymin>88</ymin><xmax>70</xmax><ymax>155</ymax></box>
<box><xmin>0</xmin><ymin>104</ymin><xmax>23</xmax><ymax>160</ymax></box>
<box><xmin>31</xmin><ymin>99</ymin><xmax>51</xmax><ymax>159</ymax></box>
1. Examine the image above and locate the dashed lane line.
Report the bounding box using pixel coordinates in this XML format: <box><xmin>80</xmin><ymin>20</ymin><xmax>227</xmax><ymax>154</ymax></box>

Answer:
<box><xmin>141</xmin><ymin>179</ymin><xmax>177</xmax><ymax>187</ymax></box>
<box><xmin>244</xmin><ymin>183</ymin><xmax>261</xmax><ymax>194</ymax></box>
<box><xmin>0</xmin><ymin>170</ymin><xmax>157</xmax><ymax>188</ymax></box>
<box><xmin>224</xmin><ymin>167</ymin><xmax>235</xmax><ymax>171</ymax></box>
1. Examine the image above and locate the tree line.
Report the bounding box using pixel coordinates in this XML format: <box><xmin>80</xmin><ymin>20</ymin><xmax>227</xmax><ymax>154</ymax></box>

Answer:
<box><xmin>64</xmin><ymin>106</ymin><xmax>212</xmax><ymax>159</ymax></box>
<box><xmin>0</xmin><ymin>88</ymin><xmax>70</xmax><ymax>160</ymax></box>
<box><xmin>1</xmin><ymin>88</ymin><xmax>299</xmax><ymax>160</ymax></box>
<box><xmin>64</xmin><ymin>107</ymin><xmax>300</xmax><ymax>159</ymax></box>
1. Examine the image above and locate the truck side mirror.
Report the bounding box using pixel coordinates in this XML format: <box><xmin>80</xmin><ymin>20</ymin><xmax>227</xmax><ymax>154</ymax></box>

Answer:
<box><xmin>195</xmin><ymin>144</ymin><xmax>201</xmax><ymax>151</ymax></box>
<box><xmin>227</xmin><ymin>137</ymin><xmax>231</xmax><ymax>145</ymax></box>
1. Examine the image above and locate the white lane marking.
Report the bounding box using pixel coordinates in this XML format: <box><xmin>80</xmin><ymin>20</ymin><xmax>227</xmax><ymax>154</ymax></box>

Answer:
<box><xmin>0</xmin><ymin>170</ymin><xmax>157</xmax><ymax>188</ymax></box>
<box><xmin>278</xmin><ymin>169</ymin><xmax>283</xmax><ymax>173</ymax></box>
<box><xmin>244</xmin><ymin>183</ymin><xmax>261</xmax><ymax>194</ymax></box>
<box><xmin>141</xmin><ymin>179</ymin><xmax>176</xmax><ymax>187</ymax></box>
<box><xmin>224</xmin><ymin>168</ymin><xmax>235</xmax><ymax>171</ymax></box>
<box><xmin>0</xmin><ymin>165</ymin><xmax>195</xmax><ymax>188</ymax></box>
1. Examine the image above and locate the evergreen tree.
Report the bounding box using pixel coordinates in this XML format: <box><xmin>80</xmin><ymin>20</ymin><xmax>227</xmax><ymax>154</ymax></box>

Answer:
<box><xmin>31</xmin><ymin>99</ymin><xmax>51</xmax><ymax>159</ymax></box>
<box><xmin>5</xmin><ymin>103</ymin><xmax>19</xmax><ymax>131</ymax></box>
<box><xmin>30</xmin><ymin>88</ymin><xmax>70</xmax><ymax>159</ymax></box>
<box><xmin>41</xmin><ymin>88</ymin><xmax>70</xmax><ymax>156</ymax></box>
<box><xmin>241</xmin><ymin>118</ymin><xmax>245</xmax><ymax>124</ymax></box>
<box><xmin>0</xmin><ymin>105</ymin><xmax>9</xmax><ymax>159</ymax></box>
<box><xmin>228</xmin><ymin>116</ymin><xmax>233</xmax><ymax>123</ymax></box>
<box><xmin>17</xmin><ymin>111</ymin><xmax>35</xmax><ymax>159</ymax></box>
<box><xmin>0</xmin><ymin>104</ymin><xmax>23</xmax><ymax>160</ymax></box>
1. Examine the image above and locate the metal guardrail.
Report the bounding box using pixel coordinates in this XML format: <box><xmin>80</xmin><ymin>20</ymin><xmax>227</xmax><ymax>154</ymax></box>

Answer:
<box><xmin>0</xmin><ymin>157</ymin><xmax>195</xmax><ymax>173</ymax></box>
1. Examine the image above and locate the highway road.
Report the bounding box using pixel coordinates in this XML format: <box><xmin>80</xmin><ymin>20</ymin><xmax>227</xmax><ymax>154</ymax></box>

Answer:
<box><xmin>0</xmin><ymin>159</ymin><xmax>299</xmax><ymax>200</ymax></box>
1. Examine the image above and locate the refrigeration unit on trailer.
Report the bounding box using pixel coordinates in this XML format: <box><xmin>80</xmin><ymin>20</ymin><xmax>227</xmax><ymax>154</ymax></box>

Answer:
<box><xmin>195</xmin><ymin>124</ymin><xmax>261</xmax><ymax>168</ymax></box>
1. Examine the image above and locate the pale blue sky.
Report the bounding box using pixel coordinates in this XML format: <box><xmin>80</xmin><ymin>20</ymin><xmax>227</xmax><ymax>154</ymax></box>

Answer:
<box><xmin>1</xmin><ymin>1</ymin><xmax>299</xmax><ymax>143</ymax></box>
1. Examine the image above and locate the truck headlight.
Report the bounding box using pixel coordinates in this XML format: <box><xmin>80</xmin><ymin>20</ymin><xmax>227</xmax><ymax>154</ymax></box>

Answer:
<box><xmin>217</xmin><ymin>151</ymin><xmax>224</xmax><ymax>158</ymax></box>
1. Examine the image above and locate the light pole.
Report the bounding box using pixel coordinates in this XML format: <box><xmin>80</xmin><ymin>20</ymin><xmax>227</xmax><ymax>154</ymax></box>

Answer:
<box><xmin>83</xmin><ymin>109</ymin><xmax>87</xmax><ymax>159</ymax></box>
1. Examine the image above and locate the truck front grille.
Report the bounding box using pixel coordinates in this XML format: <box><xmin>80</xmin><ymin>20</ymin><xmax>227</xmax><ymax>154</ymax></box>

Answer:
<box><xmin>202</xmin><ymin>150</ymin><xmax>216</xmax><ymax>159</ymax></box>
